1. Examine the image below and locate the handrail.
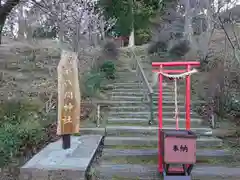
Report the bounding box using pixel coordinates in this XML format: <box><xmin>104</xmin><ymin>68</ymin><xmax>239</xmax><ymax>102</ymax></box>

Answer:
<box><xmin>131</xmin><ymin>49</ymin><xmax>154</xmax><ymax>125</ymax></box>
<box><xmin>81</xmin><ymin>100</ymin><xmax>109</xmax><ymax>127</ymax></box>
<box><xmin>88</xmin><ymin>48</ymin><xmax>155</xmax><ymax>127</ymax></box>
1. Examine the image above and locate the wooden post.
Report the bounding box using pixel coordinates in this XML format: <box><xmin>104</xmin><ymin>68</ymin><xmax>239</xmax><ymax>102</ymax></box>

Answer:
<box><xmin>57</xmin><ymin>50</ymin><xmax>81</xmax><ymax>150</ymax></box>
<box><xmin>62</xmin><ymin>134</ymin><xmax>71</xmax><ymax>149</ymax></box>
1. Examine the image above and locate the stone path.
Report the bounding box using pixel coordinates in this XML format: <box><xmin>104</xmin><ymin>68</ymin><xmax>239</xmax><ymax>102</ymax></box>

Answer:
<box><xmin>82</xmin><ymin>59</ymin><xmax>240</xmax><ymax>179</ymax></box>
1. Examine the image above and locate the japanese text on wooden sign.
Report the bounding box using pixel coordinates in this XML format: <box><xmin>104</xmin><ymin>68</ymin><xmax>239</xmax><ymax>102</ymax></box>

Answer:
<box><xmin>57</xmin><ymin>50</ymin><xmax>81</xmax><ymax>135</ymax></box>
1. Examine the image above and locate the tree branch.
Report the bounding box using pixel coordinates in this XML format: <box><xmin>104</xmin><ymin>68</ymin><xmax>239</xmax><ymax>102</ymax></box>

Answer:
<box><xmin>29</xmin><ymin>0</ymin><xmax>56</xmax><ymax>16</ymax></box>
<box><xmin>218</xmin><ymin>16</ymin><xmax>235</xmax><ymax>50</ymax></box>
<box><xmin>229</xmin><ymin>12</ymin><xmax>240</xmax><ymax>49</ymax></box>
<box><xmin>0</xmin><ymin>0</ymin><xmax>21</xmax><ymax>17</ymax></box>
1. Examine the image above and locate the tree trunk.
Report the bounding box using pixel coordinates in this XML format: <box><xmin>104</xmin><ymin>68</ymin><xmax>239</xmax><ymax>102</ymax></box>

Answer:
<box><xmin>0</xmin><ymin>26</ymin><xmax>2</xmax><ymax>44</ymax></box>
<box><xmin>0</xmin><ymin>0</ymin><xmax>21</xmax><ymax>44</ymax></box>
<box><xmin>0</xmin><ymin>16</ymin><xmax>6</xmax><ymax>44</ymax></box>
<box><xmin>128</xmin><ymin>28</ymin><xmax>135</xmax><ymax>47</ymax></box>
<box><xmin>18</xmin><ymin>4</ymin><xmax>26</xmax><ymax>40</ymax></box>
<box><xmin>128</xmin><ymin>0</ymin><xmax>134</xmax><ymax>47</ymax></box>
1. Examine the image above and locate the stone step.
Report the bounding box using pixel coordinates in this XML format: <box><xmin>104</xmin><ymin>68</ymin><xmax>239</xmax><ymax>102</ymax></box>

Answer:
<box><xmin>95</xmin><ymin>163</ymin><xmax>240</xmax><ymax>179</ymax></box>
<box><xmin>110</xmin><ymin>91</ymin><xmax>177</xmax><ymax>96</ymax></box>
<box><xmin>103</xmin><ymin>101</ymin><xmax>146</xmax><ymax>106</ymax></box>
<box><xmin>105</xmin><ymin>126</ymin><xmax>212</xmax><ymax>137</ymax></box>
<box><xmin>112</xmin><ymin>84</ymin><xmax>148</xmax><ymax>89</ymax></box>
<box><xmin>116</xmin><ymin>76</ymin><xmax>140</xmax><ymax>81</ymax></box>
<box><xmin>113</xmin><ymin>81</ymin><xmax>186</xmax><ymax>86</ymax></box>
<box><xmin>115</xmin><ymin>79</ymin><xmax>139</xmax><ymax>83</ymax></box>
<box><xmin>108</xmin><ymin>111</ymin><xmax>200</xmax><ymax>118</ymax></box>
<box><xmin>153</xmin><ymin>84</ymin><xmax>186</xmax><ymax>89</ymax></box>
<box><xmin>102</xmin><ymin>148</ymin><xmax>232</xmax><ymax>160</ymax></box>
<box><xmin>113</xmin><ymin>84</ymin><xmax>186</xmax><ymax>90</ymax></box>
<box><xmin>111</xmin><ymin>95</ymin><xmax>186</xmax><ymax>101</ymax></box>
<box><xmin>116</xmin><ymin>73</ymin><xmax>138</xmax><ymax>77</ymax></box>
<box><xmin>111</xmin><ymin>96</ymin><xmax>143</xmax><ymax>101</ymax></box>
<box><xmin>116</xmin><ymin>66</ymin><xmax>134</xmax><ymax>71</ymax></box>
<box><xmin>111</xmin><ymin>89</ymin><xmax>202</xmax><ymax>103</ymax></box>
<box><xmin>104</xmin><ymin>136</ymin><xmax>222</xmax><ymax>148</ymax></box>
<box><xmin>116</xmin><ymin>74</ymin><xmax>139</xmax><ymax>80</ymax></box>
<box><xmin>107</xmin><ymin>117</ymin><xmax>203</xmax><ymax>126</ymax></box>
<box><xmin>79</xmin><ymin>126</ymin><xmax>212</xmax><ymax>137</ymax></box>
<box><xmin>111</xmin><ymin>87</ymin><xmax>178</xmax><ymax>93</ymax></box>
<box><xmin>111</xmin><ymin>88</ymin><xmax>142</xmax><ymax>93</ymax></box>
<box><xmin>111</xmin><ymin>82</ymin><xmax>165</xmax><ymax>87</ymax></box>
<box><xmin>110</xmin><ymin>91</ymin><xmax>189</xmax><ymax>98</ymax></box>
<box><xmin>151</xmin><ymin>100</ymin><xmax>204</xmax><ymax>106</ymax></box>
<box><xmin>79</xmin><ymin>127</ymin><xmax>105</xmax><ymax>135</ymax></box>
<box><xmin>104</xmin><ymin>100</ymin><xmax>201</xmax><ymax>106</ymax></box>
<box><xmin>109</xmin><ymin>105</ymin><xmax>187</xmax><ymax>112</ymax></box>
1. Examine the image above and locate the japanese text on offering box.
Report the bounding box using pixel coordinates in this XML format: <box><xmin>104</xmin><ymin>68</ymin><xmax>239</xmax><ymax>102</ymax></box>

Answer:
<box><xmin>57</xmin><ymin>50</ymin><xmax>80</xmax><ymax>135</ymax></box>
<box><xmin>173</xmin><ymin>145</ymin><xmax>188</xmax><ymax>152</ymax></box>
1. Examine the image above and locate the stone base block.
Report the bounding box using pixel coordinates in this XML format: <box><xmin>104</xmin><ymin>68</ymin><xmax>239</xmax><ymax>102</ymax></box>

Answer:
<box><xmin>19</xmin><ymin>135</ymin><xmax>103</xmax><ymax>180</ymax></box>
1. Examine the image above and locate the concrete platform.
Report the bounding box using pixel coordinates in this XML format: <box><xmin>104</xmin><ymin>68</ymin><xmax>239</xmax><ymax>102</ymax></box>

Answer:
<box><xmin>19</xmin><ymin>135</ymin><xmax>103</xmax><ymax>180</ymax></box>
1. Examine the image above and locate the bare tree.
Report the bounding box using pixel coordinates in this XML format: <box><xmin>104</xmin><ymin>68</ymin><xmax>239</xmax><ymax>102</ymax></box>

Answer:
<box><xmin>0</xmin><ymin>0</ymin><xmax>21</xmax><ymax>44</ymax></box>
<box><xmin>26</xmin><ymin>0</ymin><xmax>116</xmax><ymax>51</ymax></box>
<box><xmin>189</xmin><ymin>0</ymin><xmax>240</xmax><ymax>126</ymax></box>
<box><xmin>2</xmin><ymin>0</ymin><xmax>116</xmax><ymax>47</ymax></box>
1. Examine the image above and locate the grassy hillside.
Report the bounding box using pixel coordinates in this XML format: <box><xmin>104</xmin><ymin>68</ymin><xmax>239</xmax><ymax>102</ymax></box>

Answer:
<box><xmin>0</xmin><ymin>39</ymin><xmax>116</xmax><ymax>178</ymax></box>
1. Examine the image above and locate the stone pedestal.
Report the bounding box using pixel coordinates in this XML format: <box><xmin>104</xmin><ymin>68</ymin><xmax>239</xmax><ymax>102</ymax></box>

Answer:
<box><xmin>20</xmin><ymin>135</ymin><xmax>103</xmax><ymax>180</ymax></box>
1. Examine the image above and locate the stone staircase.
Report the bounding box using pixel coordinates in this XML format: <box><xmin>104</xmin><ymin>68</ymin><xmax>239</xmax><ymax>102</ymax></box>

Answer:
<box><xmin>82</xmin><ymin>60</ymin><xmax>240</xmax><ymax>179</ymax></box>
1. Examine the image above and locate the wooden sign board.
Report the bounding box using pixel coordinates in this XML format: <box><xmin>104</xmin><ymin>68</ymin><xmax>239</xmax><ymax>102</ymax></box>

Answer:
<box><xmin>57</xmin><ymin>50</ymin><xmax>81</xmax><ymax>135</ymax></box>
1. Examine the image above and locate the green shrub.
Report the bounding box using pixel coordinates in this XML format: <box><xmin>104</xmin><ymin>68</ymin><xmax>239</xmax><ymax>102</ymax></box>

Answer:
<box><xmin>0</xmin><ymin>100</ymin><xmax>46</xmax><ymax>167</ymax></box>
<box><xmin>102</xmin><ymin>40</ymin><xmax>119</xmax><ymax>60</ymax></box>
<box><xmin>135</xmin><ymin>29</ymin><xmax>151</xmax><ymax>45</ymax></box>
<box><xmin>100</xmin><ymin>61</ymin><xmax>116</xmax><ymax>80</ymax></box>
<box><xmin>168</xmin><ymin>39</ymin><xmax>190</xmax><ymax>58</ymax></box>
<box><xmin>0</xmin><ymin>100</ymin><xmax>41</xmax><ymax>124</ymax></box>
<box><xmin>80</xmin><ymin>61</ymin><xmax>116</xmax><ymax>98</ymax></box>
<box><xmin>148</xmin><ymin>41</ymin><xmax>168</xmax><ymax>55</ymax></box>
<box><xmin>80</xmin><ymin>70</ymin><xmax>105</xmax><ymax>98</ymax></box>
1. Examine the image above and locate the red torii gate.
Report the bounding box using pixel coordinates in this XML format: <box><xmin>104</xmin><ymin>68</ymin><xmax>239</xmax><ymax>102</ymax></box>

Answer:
<box><xmin>152</xmin><ymin>61</ymin><xmax>200</xmax><ymax>179</ymax></box>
